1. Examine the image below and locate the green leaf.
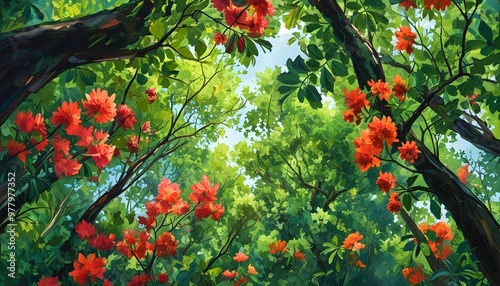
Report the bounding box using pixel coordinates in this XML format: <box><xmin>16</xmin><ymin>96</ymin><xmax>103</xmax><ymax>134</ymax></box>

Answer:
<box><xmin>305</xmin><ymin>85</ymin><xmax>323</xmax><ymax>108</ymax></box>
<box><xmin>402</xmin><ymin>193</ymin><xmax>411</xmax><ymax>211</ymax></box>
<box><xmin>426</xmin><ymin>230</ymin><xmax>437</xmax><ymax>241</ymax></box>
<box><xmin>136</xmin><ymin>74</ymin><xmax>148</xmax><ymax>85</ymax></box>
<box><xmin>431</xmin><ymin>270</ymin><xmax>452</xmax><ymax>281</ymax></box>
<box><xmin>406</xmin><ymin>175</ymin><xmax>418</xmax><ymax>186</ymax></box>
<box><xmin>346</xmin><ymin>2</ymin><xmax>362</xmax><ymax>10</ymax></box>
<box><xmin>330</xmin><ymin>60</ymin><xmax>348</xmax><ymax>76</ymax></box>
<box><xmin>478</xmin><ymin>20</ymin><xmax>493</xmax><ymax>43</ymax></box>
<box><xmin>307</xmin><ymin>44</ymin><xmax>323</xmax><ymax>60</ymax></box>
<box><xmin>278</xmin><ymin>85</ymin><xmax>298</xmax><ymax>96</ymax></box>
<box><xmin>195</xmin><ymin>39</ymin><xmax>207</xmax><ymax>58</ymax></box>
<box><xmin>403</xmin><ymin>240</ymin><xmax>415</xmax><ymax>251</ymax></box>
<box><xmin>320</xmin><ymin>67</ymin><xmax>334</xmax><ymax>92</ymax></box>
<box><xmin>430</xmin><ymin>197</ymin><xmax>441</xmax><ymax>219</ymax></box>
<box><xmin>420</xmin><ymin>242</ymin><xmax>431</xmax><ymax>256</ymax></box>
<box><xmin>278</xmin><ymin>72</ymin><xmax>301</xmax><ymax>85</ymax></box>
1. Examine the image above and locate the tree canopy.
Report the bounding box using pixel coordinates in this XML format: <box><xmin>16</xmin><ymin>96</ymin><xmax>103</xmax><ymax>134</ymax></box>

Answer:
<box><xmin>0</xmin><ymin>0</ymin><xmax>499</xmax><ymax>285</ymax></box>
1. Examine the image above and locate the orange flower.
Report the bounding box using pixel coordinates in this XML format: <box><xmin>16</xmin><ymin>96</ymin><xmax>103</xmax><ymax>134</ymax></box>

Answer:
<box><xmin>15</xmin><ymin>110</ymin><xmax>47</xmax><ymax>136</ymax></box>
<box><xmin>248</xmin><ymin>264</ymin><xmax>258</xmax><ymax>275</ymax></box>
<box><xmin>386</xmin><ymin>192</ymin><xmax>402</xmax><ymax>213</ymax></box>
<box><xmin>293</xmin><ymin>249</ymin><xmax>306</xmax><ymax>261</ymax></box>
<box><xmin>438</xmin><ymin>244</ymin><xmax>453</xmax><ymax>260</ymax></box>
<box><xmin>52</xmin><ymin>154</ymin><xmax>81</xmax><ymax>178</ymax></box>
<box><xmin>171</xmin><ymin>200</ymin><xmax>190</xmax><ymax>216</ymax></box>
<box><xmin>367</xmin><ymin>79</ymin><xmax>392</xmax><ymax>101</ymax></box>
<box><xmin>89</xmin><ymin>233</ymin><xmax>116</xmax><ymax>252</ymax></box>
<box><xmin>424</xmin><ymin>0</ymin><xmax>451</xmax><ymax>10</ymax></box>
<box><xmin>399</xmin><ymin>0</ymin><xmax>416</xmax><ymax>10</ymax></box>
<box><xmin>354</xmin><ymin>143</ymin><xmax>382</xmax><ymax>172</ymax></box>
<box><xmin>116</xmin><ymin>104</ymin><xmax>138</xmax><ymax>130</ymax></box>
<box><xmin>86</xmin><ymin>141</ymin><xmax>115</xmax><ymax>169</ymax></box>
<box><xmin>156</xmin><ymin>232</ymin><xmax>178</xmax><ymax>258</ymax></box>
<box><xmin>233</xmin><ymin>251</ymin><xmax>249</xmax><ymax>263</ymax></box>
<box><xmin>32</xmin><ymin>137</ymin><xmax>49</xmax><ymax>153</ymax></box>
<box><xmin>395</xmin><ymin>26</ymin><xmax>417</xmax><ymax>54</ymax></box>
<box><xmin>68</xmin><ymin>253</ymin><xmax>106</xmax><ymax>285</ymax></box>
<box><xmin>234</xmin><ymin>276</ymin><xmax>248</xmax><ymax>286</ymax></box>
<box><xmin>418</xmin><ymin>222</ymin><xmax>453</xmax><ymax>260</ymax></box>
<box><xmin>355</xmin><ymin>259</ymin><xmax>366</xmax><ymax>268</ymax></box>
<box><xmin>376</xmin><ymin>172</ymin><xmax>396</xmax><ymax>193</ymax></box>
<box><xmin>70</xmin><ymin>125</ymin><xmax>94</xmax><ymax>147</ymax></box>
<box><xmin>398</xmin><ymin>141</ymin><xmax>421</xmax><ymax>163</ymax></box>
<box><xmin>156</xmin><ymin>178</ymin><xmax>181</xmax><ymax>212</ymax></box>
<box><xmin>211</xmin><ymin>203</ymin><xmax>225</xmax><ymax>221</ymax></box>
<box><xmin>457</xmin><ymin>163</ymin><xmax>471</xmax><ymax>184</ymax></box>
<box><xmin>402</xmin><ymin>266</ymin><xmax>426</xmax><ymax>285</ymax></box>
<box><xmin>392</xmin><ymin>74</ymin><xmax>408</xmax><ymax>101</ymax></box>
<box><xmin>222</xmin><ymin>270</ymin><xmax>239</xmax><ymax>279</ymax></box>
<box><xmin>141</xmin><ymin>121</ymin><xmax>151</xmax><ymax>133</ymax></box>
<box><xmin>6</xmin><ymin>140</ymin><xmax>30</xmax><ymax>163</ymax></box>
<box><xmin>432</xmin><ymin>222</ymin><xmax>453</xmax><ymax>241</ymax></box>
<box><xmin>189</xmin><ymin>175</ymin><xmax>219</xmax><ymax>204</ymax></box>
<box><xmin>214</xmin><ymin>32</ymin><xmax>228</xmax><ymax>45</ymax></box>
<box><xmin>269</xmin><ymin>240</ymin><xmax>288</xmax><ymax>255</ymax></box>
<box><xmin>466</xmin><ymin>93</ymin><xmax>478</xmax><ymax>105</ymax></box>
<box><xmin>82</xmin><ymin>88</ymin><xmax>117</xmax><ymax>124</ymax></box>
<box><xmin>344</xmin><ymin>88</ymin><xmax>370</xmax><ymax>114</ymax></box>
<box><xmin>75</xmin><ymin>220</ymin><xmax>96</xmax><ymax>240</ymax></box>
<box><xmin>50</xmin><ymin>101</ymin><xmax>82</xmax><ymax>129</ymax></box>
<box><xmin>368</xmin><ymin>116</ymin><xmax>399</xmax><ymax>148</ymax></box>
<box><xmin>126</xmin><ymin>136</ymin><xmax>139</xmax><ymax>153</ymax></box>
<box><xmin>37</xmin><ymin>276</ymin><xmax>60</xmax><ymax>286</ymax></box>
<box><xmin>343</xmin><ymin>231</ymin><xmax>365</xmax><ymax>251</ymax></box>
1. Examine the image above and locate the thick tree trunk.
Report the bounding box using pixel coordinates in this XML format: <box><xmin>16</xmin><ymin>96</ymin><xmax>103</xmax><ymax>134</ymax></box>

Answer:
<box><xmin>0</xmin><ymin>0</ymin><xmax>154</xmax><ymax>125</ymax></box>
<box><xmin>310</xmin><ymin>0</ymin><xmax>500</xmax><ymax>284</ymax></box>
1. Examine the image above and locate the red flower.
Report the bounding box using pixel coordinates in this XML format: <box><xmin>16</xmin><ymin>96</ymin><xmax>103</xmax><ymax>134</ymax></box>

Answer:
<box><xmin>343</xmin><ymin>231</ymin><xmax>365</xmax><ymax>251</ymax></box>
<box><xmin>15</xmin><ymin>110</ymin><xmax>47</xmax><ymax>136</ymax></box>
<box><xmin>399</xmin><ymin>0</ymin><xmax>416</xmax><ymax>10</ymax></box>
<box><xmin>50</xmin><ymin>101</ymin><xmax>82</xmax><ymax>129</ymax></box>
<box><xmin>355</xmin><ymin>259</ymin><xmax>366</xmax><ymax>268</ymax></box>
<box><xmin>82</xmin><ymin>88</ymin><xmax>117</xmax><ymax>123</ymax></box>
<box><xmin>214</xmin><ymin>32</ymin><xmax>228</xmax><ymax>45</ymax></box>
<box><xmin>189</xmin><ymin>175</ymin><xmax>219</xmax><ymax>204</ymax></box>
<box><xmin>86</xmin><ymin>141</ymin><xmax>115</xmax><ymax>169</ymax></box>
<box><xmin>344</xmin><ymin>88</ymin><xmax>370</xmax><ymax>114</ymax></box>
<box><xmin>211</xmin><ymin>203</ymin><xmax>224</xmax><ymax>221</ymax></box>
<box><xmin>269</xmin><ymin>240</ymin><xmax>287</xmax><ymax>255</ymax></box>
<box><xmin>37</xmin><ymin>276</ymin><xmax>60</xmax><ymax>286</ymax></box>
<box><xmin>247</xmin><ymin>264</ymin><xmax>258</xmax><ymax>275</ymax></box>
<box><xmin>237</xmin><ymin>36</ymin><xmax>245</xmax><ymax>53</ymax></box>
<box><xmin>211</xmin><ymin>0</ymin><xmax>230</xmax><ymax>12</ymax></box>
<box><xmin>6</xmin><ymin>141</ymin><xmax>30</xmax><ymax>163</ymax></box>
<box><xmin>398</xmin><ymin>141</ymin><xmax>421</xmax><ymax>163</ymax></box>
<box><xmin>233</xmin><ymin>251</ymin><xmax>249</xmax><ymax>263</ymax></box>
<box><xmin>102</xmin><ymin>279</ymin><xmax>113</xmax><ymax>286</ymax></box>
<box><xmin>424</xmin><ymin>0</ymin><xmax>451</xmax><ymax>10</ymax></box>
<box><xmin>53</xmin><ymin>154</ymin><xmax>82</xmax><ymax>178</ymax></box>
<box><xmin>395</xmin><ymin>26</ymin><xmax>417</xmax><ymax>54</ymax></box>
<box><xmin>32</xmin><ymin>138</ymin><xmax>49</xmax><ymax>153</ymax></box>
<box><xmin>457</xmin><ymin>163</ymin><xmax>471</xmax><ymax>184</ymax></box>
<box><xmin>69</xmin><ymin>125</ymin><xmax>94</xmax><ymax>147</ymax></box>
<box><xmin>141</xmin><ymin>121</ymin><xmax>151</xmax><ymax>133</ymax></box>
<box><xmin>367</xmin><ymin>116</ymin><xmax>399</xmax><ymax>148</ymax></box>
<box><xmin>386</xmin><ymin>192</ymin><xmax>402</xmax><ymax>213</ymax></box>
<box><xmin>53</xmin><ymin>135</ymin><xmax>71</xmax><ymax>156</ymax></box>
<box><xmin>222</xmin><ymin>270</ymin><xmax>239</xmax><ymax>279</ymax></box>
<box><xmin>157</xmin><ymin>273</ymin><xmax>169</xmax><ymax>284</ymax></box>
<box><xmin>234</xmin><ymin>276</ymin><xmax>248</xmax><ymax>286</ymax></box>
<box><xmin>194</xmin><ymin>203</ymin><xmax>214</xmax><ymax>219</ymax></box>
<box><xmin>293</xmin><ymin>249</ymin><xmax>306</xmax><ymax>261</ymax></box>
<box><xmin>171</xmin><ymin>199</ymin><xmax>190</xmax><ymax>216</ymax></box>
<box><xmin>376</xmin><ymin>172</ymin><xmax>396</xmax><ymax>193</ymax></box>
<box><xmin>138</xmin><ymin>215</ymin><xmax>156</xmax><ymax>231</ymax></box>
<box><xmin>156</xmin><ymin>232</ymin><xmax>178</xmax><ymax>258</ymax></box>
<box><xmin>75</xmin><ymin>220</ymin><xmax>97</xmax><ymax>240</ymax></box>
<box><xmin>367</xmin><ymin>79</ymin><xmax>392</xmax><ymax>101</ymax></box>
<box><xmin>354</xmin><ymin>143</ymin><xmax>381</xmax><ymax>172</ymax></box>
<box><xmin>156</xmin><ymin>178</ymin><xmax>181</xmax><ymax>212</ymax></box>
<box><xmin>89</xmin><ymin>233</ymin><xmax>116</xmax><ymax>252</ymax></box>
<box><xmin>126</xmin><ymin>136</ymin><xmax>139</xmax><ymax>153</ymax></box>
<box><xmin>224</xmin><ymin>3</ymin><xmax>248</xmax><ymax>28</ymax></box>
<box><xmin>146</xmin><ymin>87</ymin><xmax>157</xmax><ymax>104</ymax></box>
<box><xmin>68</xmin><ymin>253</ymin><xmax>106</xmax><ymax>285</ymax></box>
<box><xmin>116</xmin><ymin>241</ymin><xmax>133</xmax><ymax>258</ymax></box>
<box><xmin>402</xmin><ymin>266</ymin><xmax>426</xmax><ymax>285</ymax></box>
<box><xmin>127</xmin><ymin>273</ymin><xmax>152</xmax><ymax>286</ymax></box>
<box><xmin>392</xmin><ymin>74</ymin><xmax>408</xmax><ymax>101</ymax></box>
<box><xmin>248</xmin><ymin>0</ymin><xmax>276</xmax><ymax>17</ymax></box>
<box><xmin>117</xmin><ymin>104</ymin><xmax>138</xmax><ymax>130</ymax></box>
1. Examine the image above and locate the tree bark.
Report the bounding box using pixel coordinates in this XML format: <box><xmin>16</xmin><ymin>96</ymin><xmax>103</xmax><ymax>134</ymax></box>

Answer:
<box><xmin>309</xmin><ymin>0</ymin><xmax>500</xmax><ymax>284</ymax></box>
<box><xmin>0</xmin><ymin>0</ymin><xmax>154</xmax><ymax>125</ymax></box>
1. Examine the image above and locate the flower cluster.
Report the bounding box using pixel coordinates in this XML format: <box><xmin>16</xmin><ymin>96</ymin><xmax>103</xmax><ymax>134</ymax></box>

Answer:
<box><xmin>395</xmin><ymin>26</ymin><xmax>417</xmax><ymax>54</ymax></box>
<box><xmin>402</xmin><ymin>264</ymin><xmax>426</xmax><ymax>285</ymax></box>
<box><xmin>376</xmin><ymin>172</ymin><xmax>396</xmax><ymax>193</ymax></box>
<box><xmin>75</xmin><ymin>220</ymin><xmax>116</xmax><ymax>252</ymax></box>
<box><xmin>189</xmin><ymin>175</ymin><xmax>225</xmax><ymax>221</ymax></box>
<box><xmin>399</xmin><ymin>0</ymin><xmax>453</xmax><ymax>11</ymax></box>
<box><xmin>353</xmin><ymin>116</ymin><xmax>398</xmax><ymax>172</ymax></box>
<box><xmin>386</xmin><ymin>192</ymin><xmax>402</xmax><ymax>214</ymax></box>
<box><xmin>417</xmin><ymin>222</ymin><xmax>453</xmax><ymax>260</ymax></box>
<box><xmin>343</xmin><ymin>88</ymin><xmax>370</xmax><ymax>125</ymax></box>
<box><xmin>221</xmin><ymin>250</ymin><xmax>258</xmax><ymax>285</ymax></box>
<box><xmin>343</xmin><ymin>232</ymin><xmax>366</xmax><ymax>268</ymax></box>
<box><xmin>68</xmin><ymin>253</ymin><xmax>108</xmax><ymax>285</ymax></box>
